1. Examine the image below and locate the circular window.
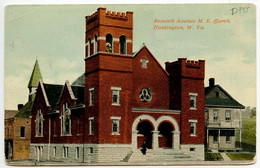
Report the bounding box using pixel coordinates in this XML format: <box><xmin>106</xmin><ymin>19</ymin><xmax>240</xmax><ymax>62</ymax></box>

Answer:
<box><xmin>139</xmin><ymin>88</ymin><xmax>152</xmax><ymax>102</ymax></box>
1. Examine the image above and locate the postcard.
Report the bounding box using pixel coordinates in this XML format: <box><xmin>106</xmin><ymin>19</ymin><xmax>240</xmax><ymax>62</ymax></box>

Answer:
<box><xmin>3</xmin><ymin>4</ymin><xmax>256</xmax><ymax>166</ymax></box>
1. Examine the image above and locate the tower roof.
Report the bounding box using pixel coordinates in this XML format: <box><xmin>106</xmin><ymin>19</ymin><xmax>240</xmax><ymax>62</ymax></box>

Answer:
<box><xmin>28</xmin><ymin>60</ymin><xmax>43</xmax><ymax>88</ymax></box>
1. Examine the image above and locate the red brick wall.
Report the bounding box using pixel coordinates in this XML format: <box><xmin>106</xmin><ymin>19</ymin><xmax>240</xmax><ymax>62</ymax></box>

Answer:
<box><xmin>31</xmin><ymin>84</ymin><xmax>50</xmax><ymax>144</ymax></box>
<box><xmin>166</xmin><ymin>58</ymin><xmax>205</xmax><ymax>145</ymax></box>
<box><xmin>132</xmin><ymin>46</ymin><xmax>169</xmax><ymax>109</ymax></box>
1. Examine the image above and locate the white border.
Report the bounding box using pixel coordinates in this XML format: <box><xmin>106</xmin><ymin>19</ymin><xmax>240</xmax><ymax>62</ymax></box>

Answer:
<box><xmin>0</xmin><ymin>1</ymin><xmax>259</xmax><ymax>168</ymax></box>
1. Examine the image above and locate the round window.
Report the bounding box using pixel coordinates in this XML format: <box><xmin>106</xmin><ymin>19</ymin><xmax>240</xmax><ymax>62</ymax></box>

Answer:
<box><xmin>139</xmin><ymin>88</ymin><xmax>152</xmax><ymax>102</ymax></box>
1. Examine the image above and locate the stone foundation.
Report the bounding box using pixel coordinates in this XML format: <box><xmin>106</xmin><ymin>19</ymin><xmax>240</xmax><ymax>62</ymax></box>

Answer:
<box><xmin>180</xmin><ymin>144</ymin><xmax>204</xmax><ymax>160</ymax></box>
<box><xmin>30</xmin><ymin>143</ymin><xmax>132</xmax><ymax>163</ymax></box>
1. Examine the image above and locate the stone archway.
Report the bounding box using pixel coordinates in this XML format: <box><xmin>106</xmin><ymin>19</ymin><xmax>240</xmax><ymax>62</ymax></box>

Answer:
<box><xmin>132</xmin><ymin>115</ymin><xmax>180</xmax><ymax>150</ymax></box>
<box><xmin>158</xmin><ymin>122</ymin><xmax>174</xmax><ymax>148</ymax></box>
<box><xmin>132</xmin><ymin>115</ymin><xmax>156</xmax><ymax>150</ymax></box>
<box><xmin>137</xmin><ymin>120</ymin><xmax>154</xmax><ymax>149</ymax></box>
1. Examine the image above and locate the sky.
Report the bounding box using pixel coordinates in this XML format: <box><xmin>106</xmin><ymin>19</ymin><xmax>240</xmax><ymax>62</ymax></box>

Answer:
<box><xmin>4</xmin><ymin>4</ymin><xmax>256</xmax><ymax>110</ymax></box>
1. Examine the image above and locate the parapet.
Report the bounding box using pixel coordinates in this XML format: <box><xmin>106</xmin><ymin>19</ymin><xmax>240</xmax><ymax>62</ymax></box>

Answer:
<box><xmin>86</xmin><ymin>7</ymin><xmax>133</xmax><ymax>29</ymax></box>
<box><xmin>165</xmin><ymin>58</ymin><xmax>205</xmax><ymax>79</ymax></box>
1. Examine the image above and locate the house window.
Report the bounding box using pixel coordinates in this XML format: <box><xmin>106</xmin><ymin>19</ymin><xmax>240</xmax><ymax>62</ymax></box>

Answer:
<box><xmin>141</xmin><ymin>58</ymin><xmax>149</xmax><ymax>68</ymax></box>
<box><xmin>94</xmin><ymin>35</ymin><xmax>98</xmax><ymax>54</ymax></box>
<box><xmin>226</xmin><ymin>135</ymin><xmax>231</xmax><ymax>143</ymax></box>
<box><xmin>75</xmin><ymin>147</ymin><xmax>79</xmax><ymax>159</ymax></box>
<box><xmin>89</xmin><ymin>117</ymin><xmax>94</xmax><ymax>135</ymax></box>
<box><xmin>88</xmin><ymin>38</ymin><xmax>92</xmax><ymax>56</ymax></box>
<box><xmin>20</xmin><ymin>126</ymin><xmax>25</xmax><ymax>138</ymax></box>
<box><xmin>53</xmin><ymin>146</ymin><xmax>56</xmax><ymax>157</ymax></box>
<box><xmin>106</xmin><ymin>34</ymin><xmax>113</xmax><ymax>53</ymax></box>
<box><xmin>62</xmin><ymin>102</ymin><xmax>71</xmax><ymax>135</ymax></box>
<box><xmin>36</xmin><ymin>109</ymin><xmax>43</xmax><ymax>137</ymax></box>
<box><xmin>89</xmin><ymin>88</ymin><xmax>94</xmax><ymax>106</ymax></box>
<box><xmin>189</xmin><ymin>119</ymin><xmax>197</xmax><ymax>136</ymax></box>
<box><xmin>213</xmin><ymin>109</ymin><xmax>218</xmax><ymax>121</ymax></box>
<box><xmin>120</xmin><ymin>35</ymin><xmax>126</xmax><ymax>54</ymax></box>
<box><xmin>63</xmin><ymin>147</ymin><xmax>69</xmax><ymax>158</ymax></box>
<box><xmin>189</xmin><ymin>93</ymin><xmax>198</xmax><ymax>109</ymax></box>
<box><xmin>111</xmin><ymin>116</ymin><xmax>121</xmax><ymax>135</ymax></box>
<box><xmin>225</xmin><ymin>110</ymin><xmax>231</xmax><ymax>121</ymax></box>
<box><xmin>111</xmin><ymin>87</ymin><xmax>121</xmax><ymax>105</ymax></box>
<box><xmin>216</xmin><ymin>92</ymin><xmax>219</xmax><ymax>98</ymax></box>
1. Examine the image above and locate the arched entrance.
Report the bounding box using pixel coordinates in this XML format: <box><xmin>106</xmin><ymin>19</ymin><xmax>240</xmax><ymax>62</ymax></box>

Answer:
<box><xmin>132</xmin><ymin>115</ymin><xmax>180</xmax><ymax>150</ymax></box>
<box><xmin>158</xmin><ymin>122</ymin><xmax>174</xmax><ymax>148</ymax></box>
<box><xmin>137</xmin><ymin>120</ymin><xmax>154</xmax><ymax>149</ymax></box>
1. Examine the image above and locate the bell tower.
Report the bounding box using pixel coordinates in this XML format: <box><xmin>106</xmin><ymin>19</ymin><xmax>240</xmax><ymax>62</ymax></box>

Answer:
<box><xmin>84</xmin><ymin>8</ymin><xmax>134</xmax><ymax>145</ymax></box>
<box><xmin>85</xmin><ymin>7</ymin><xmax>133</xmax><ymax>57</ymax></box>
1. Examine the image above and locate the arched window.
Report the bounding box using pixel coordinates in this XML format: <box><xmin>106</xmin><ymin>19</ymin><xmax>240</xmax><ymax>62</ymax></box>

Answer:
<box><xmin>94</xmin><ymin>35</ymin><xmax>98</xmax><ymax>54</ymax></box>
<box><xmin>88</xmin><ymin>38</ymin><xmax>92</xmax><ymax>56</ymax></box>
<box><xmin>120</xmin><ymin>35</ymin><xmax>127</xmax><ymax>54</ymax></box>
<box><xmin>36</xmin><ymin>109</ymin><xmax>43</xmax><ymax>137</ymax></box>
<box><xmin>106</xmin><ymin>34</ymin><xmax>113</xmax><ymax>53</ymax></box>
<box><xmin>62</xmin><ymin>102</ymin><xmax>71</xmax><ymax>135</ymax></box>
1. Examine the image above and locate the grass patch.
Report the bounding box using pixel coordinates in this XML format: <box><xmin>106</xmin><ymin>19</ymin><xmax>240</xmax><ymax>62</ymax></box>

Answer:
<box><xmin>235</xmin><ymin>118</ymin><xmax>256</xmax><ymax>152</ymax></box>
<box><xmin>205</xmin><ymin>153</ymin><xmax>223</xmax><ymax>161</ymax></box>
<box><xmin>227</xmin><ymin>153</ymin><xmax>255</xmax><ymax>160</ymax></box>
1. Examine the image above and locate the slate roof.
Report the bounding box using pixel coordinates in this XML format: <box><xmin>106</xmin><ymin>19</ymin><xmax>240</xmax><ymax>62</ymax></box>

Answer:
<box><xmin>71</xmin><ymin>86</ymin><xmax>85</xmax><ymax>105</ymax></box>
<box><xmin>205</xmin><ymin>84</ymin><xmax>244</xmax><ymax>109</ymax></box>
<box><xmin>15</xmin><ymin>100</ymin><xmax>34</xmax><ymax>118</ymax></box>
<box><xmin>28</xmin><ymin>60</ymin><xmax>43</xmax><ymax>88</ymax></box>
<box><xmin>42</xmin><ymin>83</ymin><xmax>85</xmax><ymax>112</ymax></box>
<box><xmin>43</xmin><ymin>83</ymin><xmax>63</xmax><ymax>111</ymax></box>
<box><xmin>72</xmin><ymin>73</ymin><xmax>85</xmax><ymax>86</ymax></box>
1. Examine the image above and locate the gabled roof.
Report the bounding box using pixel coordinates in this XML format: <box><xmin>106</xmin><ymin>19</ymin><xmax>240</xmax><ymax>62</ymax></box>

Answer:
<box><xmin>72</xmin><ymin>73</ymin><xmax>85</xmax><ymax>86</ymax></box>
<box><xmin>205</xmin><ymin>84</ymin><xmax>244</xmax><ymax>109</ymax></box>
<box><xmin>71</xmin><ymin>85</ymin><xmax>85</xmax><ymax>105</ymax></box>
<box><xmin>43</xmin><ymin>83</ymin><xmax>63</xmax><ymax>111</ymax></box>
<box><xmin>28</xmin><ymin>60</ymin><xmax>43</xmax><ymax>88</ymax></box>
<box><xmin>15</xmin><ymin>100</ymin><xmax>34</xmax><ymax>118</ymax></box>
<box><xmin>133</xmin><ymin>44</ymin><xmax>169</xmax><ymax>76</ymax></box>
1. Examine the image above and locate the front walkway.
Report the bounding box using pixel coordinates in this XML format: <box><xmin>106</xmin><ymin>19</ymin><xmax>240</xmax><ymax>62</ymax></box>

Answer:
<box><xmin>220</xmin><ymin>152</ymin><xmax>231</xmax><ymax>161</ymax></box>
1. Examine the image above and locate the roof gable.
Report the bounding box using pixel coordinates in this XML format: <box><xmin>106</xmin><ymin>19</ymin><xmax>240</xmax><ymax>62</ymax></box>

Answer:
<box><xmin>28</xmin><ymin>60</ymin><xmax>43</xmax><ymax>88</ymax></box>
<box><xmin>133</xmin><ymin>44</ymin><xmax>169</xmax><ymax>77</ymax></box>
<box><xmin>205</xmin><ymin>85</ymin><xmax>244</xmax><ymax>108</ymax></box>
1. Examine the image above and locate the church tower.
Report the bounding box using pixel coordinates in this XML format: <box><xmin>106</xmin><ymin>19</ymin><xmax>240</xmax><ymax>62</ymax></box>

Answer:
<box><xmin>84</xmin><ymin>7</ymin><xmax>134</xmax><ymax>148</ymax></box>
<box><xmin>27</xmin><ymin>60</ymin><xmax>43</xmax><ymax>101</ymax></box>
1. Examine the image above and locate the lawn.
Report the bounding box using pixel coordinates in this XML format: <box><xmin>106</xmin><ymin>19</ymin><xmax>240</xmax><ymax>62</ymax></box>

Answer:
<box><xmin>205</xmin><ymin>153</ymin><xmax>223</xmax><ymax>161</ymax></box>
<box><xmin>240</xmin><ymin>118</ymin><xmax>256</xmax><ymax>152</ymax></box>
<box><xmin>227</xmin><ymin>153</ymin><xmax>255</xmax><ymax>160</ymax></box>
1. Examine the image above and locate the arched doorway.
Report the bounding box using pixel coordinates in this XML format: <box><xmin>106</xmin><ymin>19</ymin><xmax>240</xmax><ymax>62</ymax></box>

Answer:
<box><xmin>158</xmin><ymin>122</ymin><xmax>174</xmax><ymax>148</ymax></box>
<box><xmin>137</xmin><ymin>121</ymin><xmax>154</xmax><ymax>149</ymax></box>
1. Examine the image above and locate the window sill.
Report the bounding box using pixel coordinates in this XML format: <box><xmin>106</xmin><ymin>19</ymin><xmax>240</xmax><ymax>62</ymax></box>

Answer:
<box><xmin>111</xmin><ymin>103</ymin><xmax>120</xmax><ymax>106</ymax></box>
<box><xmin>213</xmin><ymin>142</ymin><xmax>218</xmax><ymax>144</ymax></box>
<box><xmin>111</xmin><ymin>132</ymin><xmax>120</xmax><ymax>135</ymax></box>
<box><xmin>190</xmin><ymin>134</ymin><xmax>197</xmax><ymax>137</ymax></box>
<box><xmin>61</xmin><ymin>134</ymin><xmax>72</xmax><ymax>137</ymax></box>
<box><xmin>89</xmin><ymin>134</ymin><xmax>94</xmax><ymax>136</ymax></box>
<box><xmin>89</xmin><ymin>105</ymin><xmax>94</xmax><ymax>107</ymax></box>
<box><xmin>190</xmin><ymin>108</ymin><xmax>197</xmax><ymax>110</ymax></box>
<box><xmin>20</xmin><ymin>137</ymin><xmax>25</xmax><ymax>139</ymax></box>
<box><xmin>35</xmin><ymin>136</ymin><xmax>44</xmax><ymax>138</ymax></box>
<box><xmin>76</xmin><ymin>134</ymin><xmax>81</xmax><ymax>136</ymax></box>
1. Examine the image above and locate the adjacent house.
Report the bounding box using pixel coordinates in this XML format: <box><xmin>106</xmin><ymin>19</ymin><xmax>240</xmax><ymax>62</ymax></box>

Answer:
<box><xmin>5</xmin><ymin>60</ymin><xmax>42</xmax><ymax>160</ymax></box>
<box><xmin>205</xmin><ymin>78</ymin><xmax>245</xmax><ymax>151</ymax></box>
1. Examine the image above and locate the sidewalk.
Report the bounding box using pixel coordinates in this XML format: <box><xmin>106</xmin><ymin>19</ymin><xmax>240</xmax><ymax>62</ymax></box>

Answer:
<box><xmin>6</xmin><ymin>159</ymin><xmax>254</xmax><ymax>166</ymax></box>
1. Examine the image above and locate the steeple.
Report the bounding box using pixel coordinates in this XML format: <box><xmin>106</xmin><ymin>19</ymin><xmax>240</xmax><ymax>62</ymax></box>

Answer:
<box><xmin>28</xmin><ymin>60</ymin><xmax>43</xmax><ymax>101</ymax></box>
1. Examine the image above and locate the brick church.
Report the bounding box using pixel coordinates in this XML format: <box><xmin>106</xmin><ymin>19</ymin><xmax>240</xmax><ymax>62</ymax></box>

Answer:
<box><xmin>30</xmin><ymin>7</ymin><xmax>205</xmax><ymax>162</ymax></box>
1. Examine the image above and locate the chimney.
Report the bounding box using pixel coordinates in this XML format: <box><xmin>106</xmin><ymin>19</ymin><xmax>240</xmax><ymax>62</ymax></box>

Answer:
<box><xmin>18</xmin><ymin>104</ymin><xmax>24</xmax><ymax>110</ymax></box>
<box><xmin>209</xmin><ymin>78</ymin><xmax>215</xmax><ymax>87</ymax></box>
